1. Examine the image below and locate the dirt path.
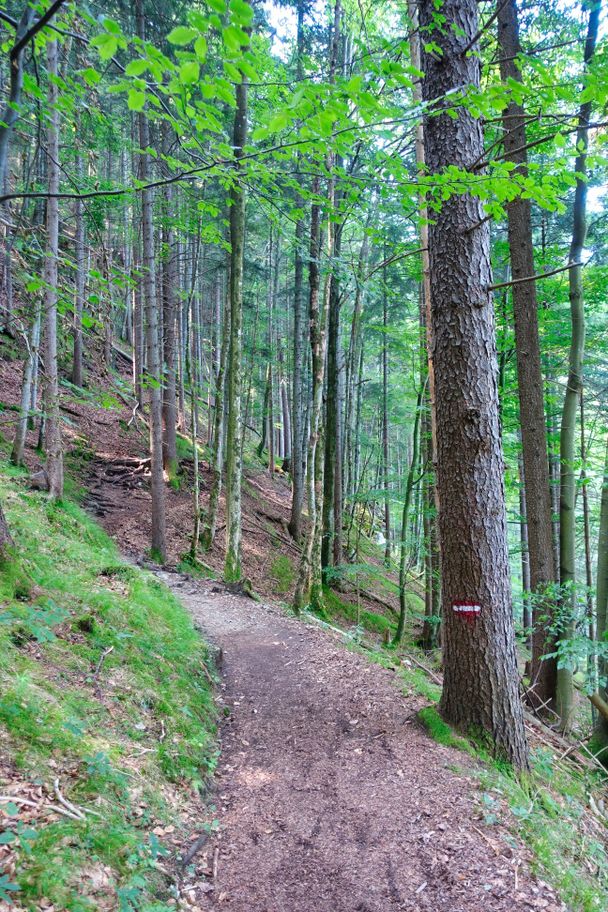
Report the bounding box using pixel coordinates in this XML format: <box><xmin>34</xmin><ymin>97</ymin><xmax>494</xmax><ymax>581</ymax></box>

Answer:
<box><xmin>158</xmin><ymin>572</ymin><xmax>566</xmax><ymax>912</ymax></box>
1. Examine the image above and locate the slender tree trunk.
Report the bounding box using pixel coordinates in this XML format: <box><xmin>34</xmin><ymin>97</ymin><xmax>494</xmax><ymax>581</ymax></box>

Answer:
<box><xmin>136</xmin><ymin>0</ymin><xmax>166</xmax><ymax>562</ymax></box>
<box><xmin>72</xmin><ymin>147</ymin><xmax>86</xmax><ymax>387</ymax></box>
<box><xmin>162</xmin><ymin>178</ymin><xmax>178</xmax><ymax>479</ymax></box>
<box><xmin>595</xmin><ymin>436</ymin><xmax>608</xmax><ymax>748</ymax></box>
<box><xmin>579</xmin><ymin>393</ymin><xmax>597</xmax><ymax>704</ymax></box>
<box><xmin>382</xmin><ymin>251</ymin><xmax>391</xmax><ymax>566</ymax></box>
<box><xmin>288</xmin><ymin>1</ymin><xmax>306</xmax><ymax>540</ymax></box>
<box><xmin>557</xmin><ymin>0</ymin><xmax>601</xmax><ymax>731</ymax></box>
<box><xmin>201</xmin><ymin>288</ymin><xmax>230</xmax><ymax>552</ymax></box>
<box><xmin>0</xmin><ymin>6</ymin><xmax>36</xmax><ymax>196</ymax></box>
<box><xmin>420</xmin><ymin>0</ymin><xmax>528</xmax><ymax>766</ymax></box>
<box><xmin>497</xmin><ymin>0</ymin><xmax>558</xmax><ymax>711</ymax></box>
<box><xmin>517</xmin><ymin>447</ymin><xmax>532</xmax><ymax>644</ymax></box>
<box><xmin>12</xmin><ymin>299</ymin><xmax>41</xmax><ymax>466</ymax></box>
<box><xmin>394</xmin><ymin>384</ymin><xmax>423</xmax><ymax>645</ymax></box>
<box><xmin>224</xmin><ymin>39</ymin><xmax>249</xmax><ymax>582</ymax></box>
<box><xmin>293</xmin><ymin>190</ymin><xmax>324</xmax><ymax>611</ymax></box>
<box><xmin>43</xmin><ymin>39</ymin><xmax>63</xmax><ymax>500</ymax></box>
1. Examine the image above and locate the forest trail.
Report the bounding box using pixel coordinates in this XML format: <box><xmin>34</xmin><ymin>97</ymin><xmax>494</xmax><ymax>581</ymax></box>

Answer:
<box><xmin>156</xmin><ymin>571</ymin><xmax>566</xmax><ymax>912</ymax></box>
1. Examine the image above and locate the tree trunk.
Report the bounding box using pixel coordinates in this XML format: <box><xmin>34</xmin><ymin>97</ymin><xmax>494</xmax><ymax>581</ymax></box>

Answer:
<box><xmin>201</xmin><ymin>282</ymin><xmax>230</xmax><ymax>552</ymax></box>
<box><xmin>557</xmin><ymin>0</ymin><xmax>601</xmax><ymax>731</ymax></box>
<box><xmin>288</xmin><ymin>1</ymin><xmax>306</xmax><ymax>540</ymax></box>
<box><xmin>420</xmin><ymin>0</ymin><xmax>528</xmax><ymax>767</ymax></box>
<box><xmin>224</xmin><ymin>36</ymin><xmax>250</xmax><ymax>582</ymax></box>
<box><xmin>382</xmin><ymin>250</ymin><xmax>391</xmax><ymax>566</ymax></box>
<box><xmin>594</xmin><ymin>436</ymin><xmax>608</xmax><ymax>749</ymax></box>
<box><xmin>72</xmin><ymin>147</ymin><xmax>86</xmax><ymax>387</ymax></box>
<box><xmin>394</xmin><ymin>384</ymin><xmax>423</xmax><ymax>645</ymax></box>
<box><xmin>43</xmin><ymin>39</ymin><xmax>64</xmax><ymax>500</ymax></box>
<box><xmin>136</xmin><ymin>0</ymin><xmax>167</xmax><ymax>563</ymax></box>
<box><xmin>12</xmin><ymin>299</ymin><xmax>41</xmax><ymax>466</ymax></box>
<box><xmin>497</xmin><ymin>0</ymin><xmax>558</xmax><ymax>710</ymax></box>
<box><xmin>293</xmin><ymin>189</ymin><xmax>324</xmax><ymax>611</ymax></box>
<box><xmin>162</xmin><ymin>176</ymin><xmax>178</xmax><ymax>479</ymax></box>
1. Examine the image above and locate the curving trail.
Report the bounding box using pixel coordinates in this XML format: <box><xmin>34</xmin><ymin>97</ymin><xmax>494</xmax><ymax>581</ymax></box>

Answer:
<box><xmin>159</xmin><ymin>572</ymin><xmax>566</xmax><ymax>912</ymax></box>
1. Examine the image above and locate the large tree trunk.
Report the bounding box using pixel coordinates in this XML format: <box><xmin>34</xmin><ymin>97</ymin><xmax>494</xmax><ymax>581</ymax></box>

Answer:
<box><xmin>557</xmin><ymin>0</ymin><xmax>601</xmax><ymax>731</ymax></box>
<box><xmin>136</xmin><ymin>0</ymin><xmax>167</xmax><ymax>562</ymax></box>
<box><xmin>420</xmin><ymin>0</ymin><xmax>528</xmax><ymax>767</ymax></box>
<box><xmin>497</xmin><ymin>0</ymin><xmax>558</xmax><ymax>710</ymax></box>
<box><xmin>224</xmin><ymin>44</ymin><xmax>249</xmax><ymax>582</ymax></box>
<box><xmin>43</xmin><ymin>39</ymin><xmax>64</xmax><ymax>500</ymax></box>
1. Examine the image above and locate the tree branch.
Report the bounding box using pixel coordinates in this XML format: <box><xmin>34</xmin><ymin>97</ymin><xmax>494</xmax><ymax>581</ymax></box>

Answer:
<box><xmin>11</xmin><ymin>0</ymin><xmax>68</xmax><ymax>60</ymax></box>
<box><xmin>488</xmin><ymin>261</ymin><xmax>581</xmax><ymax>291</ymax></box>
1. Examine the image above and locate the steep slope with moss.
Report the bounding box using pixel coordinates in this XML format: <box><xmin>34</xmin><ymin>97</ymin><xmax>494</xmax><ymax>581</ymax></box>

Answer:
<box><xmin>0</xmin><ymin>459</ymin><xmax>217</xmax><ymax>911</ymax></box>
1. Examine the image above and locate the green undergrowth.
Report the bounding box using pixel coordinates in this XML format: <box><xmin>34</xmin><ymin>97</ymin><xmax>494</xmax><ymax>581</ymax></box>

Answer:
<box><xmin>0</xmin><ymin>459</ymin><xmax>217</xmax><ymax>911</ymax></box>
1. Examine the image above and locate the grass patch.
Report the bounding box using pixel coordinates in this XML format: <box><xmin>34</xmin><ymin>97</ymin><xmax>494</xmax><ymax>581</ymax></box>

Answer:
<box><xmin>417</xmin><ymin>706</ymin><xmax>477</xmax><ymax>756</ymax></box>
<box><xmin>0</xmin><ymin>458</ymin><xmax>217</xmax><ymax>911</ymax></box>
<box><xmin>269</xmin><ymin>554</ymin><xmax>295</xmax><ymax>596</ymax></box>
<box><xmin>321</xmin><ymin>586</ymin><xmax>396</xmax><ymax>637</ymax></box>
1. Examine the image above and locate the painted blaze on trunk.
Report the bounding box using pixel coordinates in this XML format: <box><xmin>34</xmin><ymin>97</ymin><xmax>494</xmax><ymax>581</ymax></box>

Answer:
<box><xmin>419</xmin><ymin>0</ymin><xmax>528</xmax><ymax>767</ymax></box>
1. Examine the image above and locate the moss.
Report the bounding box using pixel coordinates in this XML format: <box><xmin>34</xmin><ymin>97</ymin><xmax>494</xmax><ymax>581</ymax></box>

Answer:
<box><xmin>270</xmin><ymin>553</ymin><xmax>295</xmax><ymax>596</ymax></box>
<box><xmin>417</xmin><ymin>706</ymin><xmax>478</xmax><ymax>756</ymax></box>
<box><xmin>0</xmin><ymin>458</ymin><xmax>217</xmax><ymax>910</ymax></box>
<box><xmin>321</xmin><ymin>586</ymin><xmax>397</xmax><ymax>637</ymax></box>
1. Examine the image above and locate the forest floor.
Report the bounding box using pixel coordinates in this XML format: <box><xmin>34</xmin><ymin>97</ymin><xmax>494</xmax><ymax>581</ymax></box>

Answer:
<box><xmin>155</xmin><ymin>570</ymin><xmax>566</xmax><ymax>912</ymax></box>
<box><xmin>1</xmin><ymin>351</ymin><xmax>605</xmax><ymax>910</ymax></box>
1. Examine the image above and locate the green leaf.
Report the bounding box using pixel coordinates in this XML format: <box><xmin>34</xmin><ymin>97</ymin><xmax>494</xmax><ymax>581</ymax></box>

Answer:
<box><xmin>208</xmin><ymin>0</ymin><xmax>227</xmax><ymax>12</ymax></box>
<box><xmin>0</xmin><ymin>831</ymin><xmax>15</xmax><ymax>845</ymax></box>
<box><xmin>127</xmin><ymin>89</ymin><xmax>146</xmax><ymax>111</ymax></box>
<box><xmin>194</xmin><ymin>36</ymin><xmax>208</xmax><ymax>60</ymax></box>
<box><xmin>125</xmin><ymin>59</ymin><xmax>148</xmax><ymax>77</ymax></box>
<box><xmin>179</xmin><ymin>61</ymin><xmax>200</xmax><ymax>85</ymax></box>
<box><xmin>166</xmin><ymin>26</ymin><xmax>198</xmax><ymax>45</ymax></box>
<box><xmin>229</xmin><ymin>0</ymin><xmax>253</xmax><ymax>26</ymax></box>
<box><xmin>223</xmin><ymin>24</ymin><xmax>249</xmax><ymax>53</ymax></box>
<box><xmin>90</xmin><ymin>33</ymin><xmax>118</xmax><ymax>61</ymax></box>
<box><xmin>80</xmin><ymin>67</ymin><xmax>101</xmax><ymax>86</ymax></box>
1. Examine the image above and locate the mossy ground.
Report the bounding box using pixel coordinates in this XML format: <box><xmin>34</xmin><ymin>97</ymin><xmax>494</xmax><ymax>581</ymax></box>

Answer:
<box><xmin>0</xmin><ymin>458</ymin><xmax>217</xmax><ymax>911</ymax></box>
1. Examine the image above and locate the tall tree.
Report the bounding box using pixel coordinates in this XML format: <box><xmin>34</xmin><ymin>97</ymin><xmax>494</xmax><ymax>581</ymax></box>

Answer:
<box><xmin>497</xmin><ymin>0</ymin><xmax>558</xmax><ymax>710</ymax></box>
<box><xmin>420</xmin><ymin>0</ymin><xmax>528</xmax><ymax>766</ymax></box>
<box><xmin>136</xmin><ymin>0</ymin><xmax>167</xmax><ymax>562</ymax></box>
<box><xmin>557</xmin><ymin>0</ymin><xmax>602</xmax><ymax>730</ymax></box>
<box><xmin>43</xmin><ymin>38</ymin><xmax>63</xmax><ymax>499</ymax></box>
<box><xmin>224</xmin><ymin>19</ymin><xmax>250</xmax><ymax>582</ymax></box>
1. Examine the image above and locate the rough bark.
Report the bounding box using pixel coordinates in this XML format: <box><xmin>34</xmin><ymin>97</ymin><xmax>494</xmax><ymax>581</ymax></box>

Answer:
<box><xmin>420</xmin><ymin>0</ymin><xmax>528</xmax><ymax>767</ymax></box>
<box><xmin>557</xmin><ymin>0</ymin><xmax>601</xmax><ymax>730</ymax></box>
<box><xmin>497</xmin><ymin>0</ymin><xmax>558</xmax><ymax>709</ymax></box>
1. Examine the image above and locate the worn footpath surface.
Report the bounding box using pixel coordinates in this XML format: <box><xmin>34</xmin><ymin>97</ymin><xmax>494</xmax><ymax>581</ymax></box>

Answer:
<box><xmin>158</xmin><ymin>572</ymin><xmax>567</xmax><ymax>912</ymax></box>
